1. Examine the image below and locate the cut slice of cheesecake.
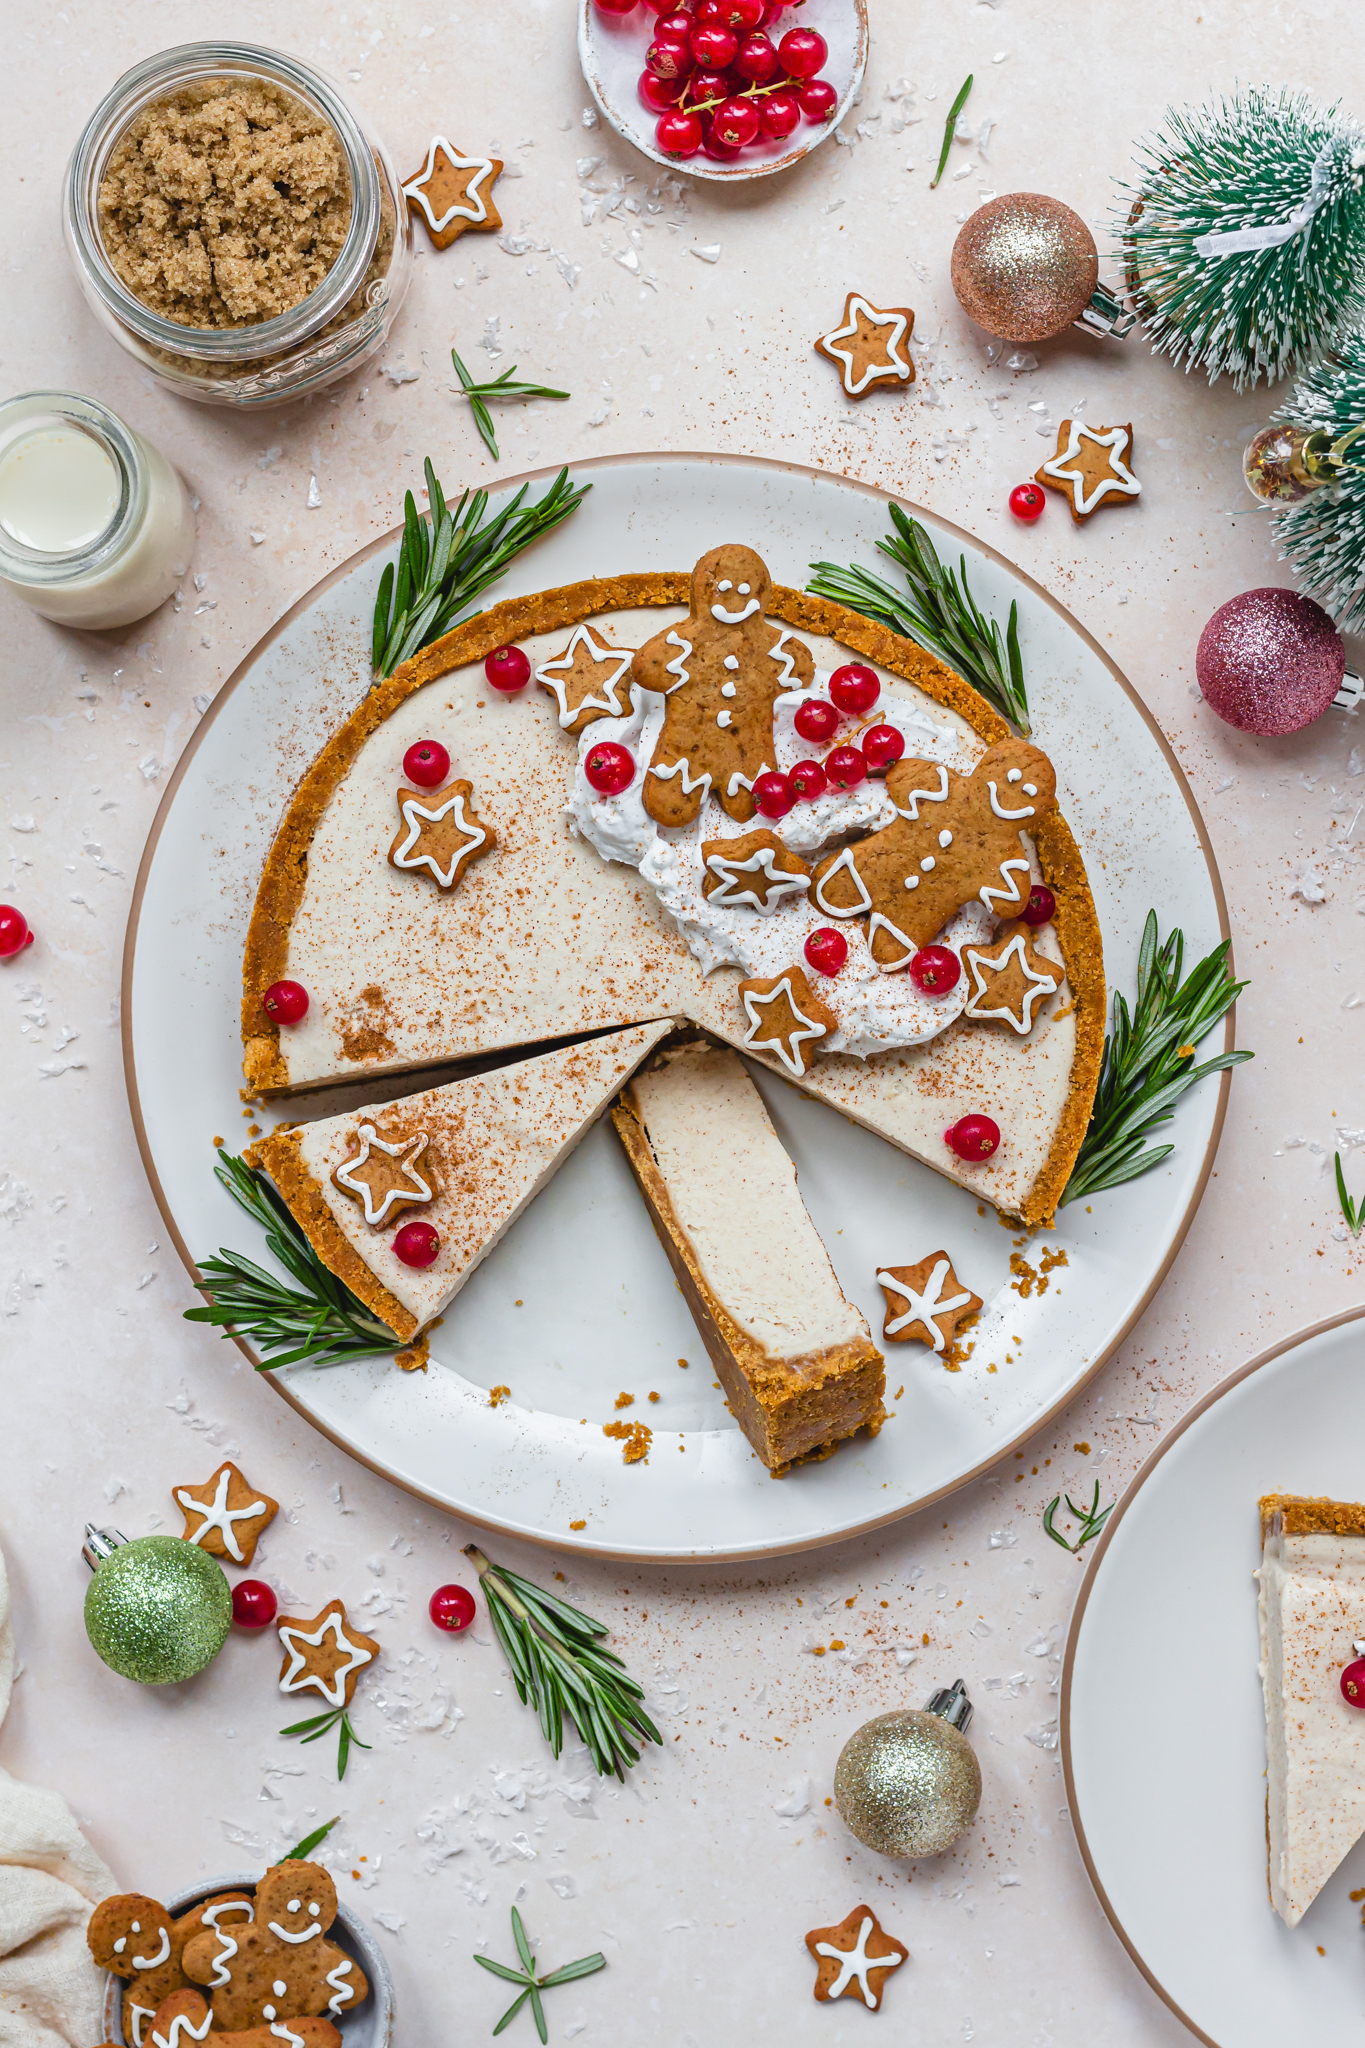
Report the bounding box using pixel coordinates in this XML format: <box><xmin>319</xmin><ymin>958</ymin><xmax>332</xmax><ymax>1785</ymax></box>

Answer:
<box><xmin>248</xmin><ymin>1020</ymin><xmax>675</xmax><ymax>1343</ymax></box>
<box><xmin>612</xmin><ymin>1037</ymin><xmax>884</xmax><ymax>1475</ymax></box>
<box><xmin>1257</xmin><ymin>1493</ymin><xmax>1365</xmax><ymax>1925</ymax></box>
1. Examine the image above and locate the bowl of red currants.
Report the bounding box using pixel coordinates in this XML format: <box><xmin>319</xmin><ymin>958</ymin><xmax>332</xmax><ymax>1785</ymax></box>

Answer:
<box><xmin>580</xmin><ymin>0</ymin><xmax>867</xmax><ymax>182</ymax></box>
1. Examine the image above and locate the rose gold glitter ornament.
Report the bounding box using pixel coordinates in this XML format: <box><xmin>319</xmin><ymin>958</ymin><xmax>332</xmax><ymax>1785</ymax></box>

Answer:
<box><xmin>951</xmin><ymin>194</ymin><xmax>1100</xmax><ymax>344</ymax></box>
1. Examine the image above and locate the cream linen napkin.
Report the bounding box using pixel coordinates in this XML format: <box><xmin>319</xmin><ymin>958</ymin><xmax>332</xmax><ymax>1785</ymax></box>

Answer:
<box><xmin>0</xmin><ymin>1545</ymin><xmax>117</xmax><ymax>2048</ymax></box>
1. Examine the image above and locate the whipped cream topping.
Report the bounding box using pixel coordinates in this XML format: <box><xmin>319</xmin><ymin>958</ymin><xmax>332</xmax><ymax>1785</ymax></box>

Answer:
<box><xmin>568</xmin><ymin>672</ymin><xmax>994</xmax><ymax>1058</ymax></box>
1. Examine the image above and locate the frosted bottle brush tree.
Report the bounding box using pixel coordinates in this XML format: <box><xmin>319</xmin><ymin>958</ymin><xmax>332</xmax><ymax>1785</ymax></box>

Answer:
<box><xmin>1271</xmin><ymin>333</ymin><xmax>1365</xmax><ymax>632</ymax></box>
<box><xmin>1118</xmin><ymin>88</ymin><xmax>1365</xmax><ymax>389</ymax></box>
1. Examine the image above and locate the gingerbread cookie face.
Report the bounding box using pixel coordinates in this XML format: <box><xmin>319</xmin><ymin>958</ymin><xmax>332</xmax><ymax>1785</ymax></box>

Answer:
<box><xmin>700</xmin><ymin>828</ymin><xmax>811</xmax><ymax>914</ymax></box>
<box><xmin>535</xmin><ymin>624</ymin><xmax>635</xmax><ymax>734</ymax></box>
<box><xmin>1035</xmin><ymin>420</ymin><xmax>1140</xmax><ymax>523</ymax></box>
<box><xmin>402</xmin><ymin>137</ymin><xmax>502</xmax><ymax>248</ymax></box>
<box><xmin>331</xmin><ymin>1121</ymin><xmax>440</xmax><ymax>1226</ymax></box>
<box><xmin>388</xmin><ymin>779</ymin><xmax>494</xmax><ymax>892</ymax></box>
<box><xmin>182</xmin><ymin>1861</ymin><xmax>366</xmax><ymax>2035</ymax></box>
<box><xmin>89</xmin><ymin>1892</ymin><xmax>253</xmax><ymax>2048</ymax></box>
<box><xmin>174</xmin><ymin>1462</ymin><xmax>278</xmax><ymax>1566</ymax></box>
<box><xmin>277</xmin><ymin>1599</ymin><xmax>378</xmax><ymax>1709</ymax></box>
<box><xmin>632</xmin><ymin>545</ymin><xmax>814</xmax><ymax>828</ymax></box>
<box><xmin>876</xmin><ymin>1252</ymin><xmax>982</xmax><ymax>1351</ymax></box>
<box><xmin>737</xmin><ymin>963</ymin><xmax>836</xmax><ymax>1077</ymax></box>
<box><xmin>815</xmin><ymin>294</ymin><xmax>917</xmax><ymax>398</ymax></box>
<box><xmin>805</xmin><ymin>1904</ymin><xmax>908</xmax><ymax>2010</ymax></box>
<box><xmin>811</xmin><ymin>740</ymin><xmax>1057</xmax><ymax>969</ymax></box>
<box><xmin>962</xmin><ymin>919</ymin><xmax>1063</xmax><ymax>1033</ymax></box>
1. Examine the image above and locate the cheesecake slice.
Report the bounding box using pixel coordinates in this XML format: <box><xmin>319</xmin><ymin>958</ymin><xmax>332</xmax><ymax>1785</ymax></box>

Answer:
<box><xmin>612</xmin><ymin>1038</ymin><xmax>884</xmax><ymax>1474</ymax></box>
<box><xmin>1257</xmin><ymin>1493</ymin><xmax>1365</xmax><ymax>1925</ymax></box>
<box><xmin>249</xmin><ymin>1020</ymin><xmax>674</xmax><ymax>1343</ymax></box>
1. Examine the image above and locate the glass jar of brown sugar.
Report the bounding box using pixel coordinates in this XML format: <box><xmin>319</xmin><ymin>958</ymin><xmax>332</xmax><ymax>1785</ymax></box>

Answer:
<box><xmin>63</xmin><ymin>42</ymin><xmax>412</xmax><ymax>409</ymax></box>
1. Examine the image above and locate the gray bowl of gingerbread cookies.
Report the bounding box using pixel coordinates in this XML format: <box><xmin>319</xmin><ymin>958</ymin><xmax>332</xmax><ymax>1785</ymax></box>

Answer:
<box><xmin>94</xmin><ymin>1857</ymin><xmax>394</xmax><ymax>2048</ymax></box>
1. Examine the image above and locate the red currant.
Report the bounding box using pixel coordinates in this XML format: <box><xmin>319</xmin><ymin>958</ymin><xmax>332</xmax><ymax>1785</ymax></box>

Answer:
<box><xmin>485</xmin><ymin>644</ymin><xmax>530</xmax><ymax>693</ymax></box>
<box><xmin>759</xmin><ymin>87</ymin><xmax>801</xmax><ymax>140</ymax></box>
<box><xmin>693</xmin><ymin>0</ymin><xmax>725</xmax><ymax>17</ymax></box>
<box><xmin>584</xmin><ymin>740</ymin><xmax>636</xmax><ymax>795</ymax></box>
<box><xmin>909</xmin><ymin>945</ymin><xmax>961</xmax><ymax>994</ymax></box>
<box><xmin>656</xmin><ymin>9</ymin><xmax>695</xmax><ymax>30</ymax></box>
<box><xmin>734</xmin><ymin>30</ymin><xmax>779</xmax><ymax>81</ymax></box>
<box><xmin>688</xmin><ymin>68</ymin><xmax>731</xmax><ymax>106</ymax></box>
<box><xmin>594</xmin><ymin>0</ymin><xmax>637</xmax><ymax>13</ymax></box>
<box><xmin>829</xmin><ymin>662</ymin><xmax>880</xmax><ymax>715</ymax></box>
<box><xmin>657</xmin><ymin>106</ymin><xmax>703</xmax><ymax>153</ymax></box>
<box><xmin>861</xmin><ymin>724</ymin><xmax>905</xmax><ymax>774</ymax></box>
<box><xmin>779</xmin><ymin>26</ymin><xmax>827</xmax><ymax>76</ymax></box>
<box><xmin>797</xmin><ymin>77</ymin><xmax>838</xmax><ymax>121</ymax></box>
<box><xmin>263</xmin><ymin>980</ymin><xmax>308</xmax><ymax>1025</ymax></box>
<box><xmin>393</xmin><ymin>1220</ymin><xmax>441</xmax><ymax>1268</ymax></box>
<box><xmin>794</xmin><ymin>696</ymin><xmax>839</xmax><ymax>742</ymax></box>
<box><xmin>713</xmin><ymin>95</ymin><xmax>761</xmax><ymax>147</ymax></box>
<box><xmin>403</xmin><ymin>739</ymin><xmax>450</xmax><ymax>787</ymax></box>
<box><xmin>430</xmin><ymin>1582</ymin><xmax>477</xmax><ymax>1632</ymax></box>
<box><xmin>1342</xmin><ymin>1653</ymin><xmax>1365</xmax><ymax>1707</ymax></box>
<box><xmin>231</xmin><ymin>1580</ymin><xmax>278</xmax><ymax>1630</ymax></box>
<box><xmin>789</xmin><ymin>758</ymin><xmax>828</xmax><ymax>803</ymax></box>
<box><xmin>641</xmin><ymin>69</ymin><xmax>686</xmax><ymax>109</ymax></box>
<box><xmin>824</xmin><ymin>745</ymin><xmax>868</xmax><ymax>791</ymax></box>
<box><xmin>945</xmin><ymin>1113</ymin><xmax>1001</xmax><ymax>1162</ymax></box>
<box><xmin>752</xmin><ymin>769</ymin><xmax>795</xmax><ymax>818</ymax></box>
<box><xmin>648</xmin><ymin>34</ymin><xmax>694</xmax><ymax>77</ymax></box>
<box><xmin>721</xmin><ymin>0</ymin><xmax>764</xmax><ymax>26</ymax></box>
<box><xmin>691</xmin><ymin>21</ymin><xmax>738</xmax><ymax>66</ymax></box>
<box><xmin>1009</xmin><ymin>482</ymin><xmax>1046</xmax><ymax>522</ymax></box>
<box><xmin>0</xmin><ymin>905</ymin><xmax>34</xmax><ymax>958</ymax></box>
<box><xmin>1021</xmin><ymin>884</ymin><xmax>1056</xmax><ymax>927</ymax></box>
<box><xmin>805</xmin><ymin>926</ymin><xmax>848</xmax><ymax>977</ymax></box>
<box><xmin>701</xmin><ymin>118</ymin><xmax>743</xmax><ymax>161</ymax></box>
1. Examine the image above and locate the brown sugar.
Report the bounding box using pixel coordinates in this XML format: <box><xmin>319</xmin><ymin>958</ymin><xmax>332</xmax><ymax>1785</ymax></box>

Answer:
<box><xmin>98</xmin><ymin>78</ymin><xmax>351</xmax><ymax>327</ymax></box>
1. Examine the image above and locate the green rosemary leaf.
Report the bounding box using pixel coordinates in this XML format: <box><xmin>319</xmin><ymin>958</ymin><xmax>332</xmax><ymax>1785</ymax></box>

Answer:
<box><xmin>529</xmin><ymin>1985</ymin><xmax>548</xmax><ymax>2046</ymax></box>
<box><xmin>476</xmin><ymin>1957</ymin><xmax>533</xmax><ymax>1987</ymax></box>
<box><xmin>538</xmin><ymin>1955</ymin><xmax>607</xmax><ymax>1988</ymax></box>
<box><xmin>492</xmin><ymin>1989</ymin><xmax>532</xmax><ymax>2037</ymax></box>
<box><xmin>477</xmin><ymin>1911</ymin><xmax>606</xmax><ymax>2040</ymax></box>
<box><xmin>511</xmin><ymin>1908</ymin><xmax>535</xmax><ymax>1976</ymax></box>
<box><xmin>283</xmin><ymin>1817</ymin><xmax>340</xmax><ymax>1861</ymax></box>
<box><xmin>1337</xmin><ymin>1151</ymin><xmax>1364</xmax><ymax>1234</ymax></box>
<box><xmin>279</xmin><ymin>1710</ymin><xmax>341</xmax><ymax>1737</ymax></box>
<box><xmin>1043</xmin><ymin>1481</ymin><xmax>1113</xmax><ymax>1554</ymax></box>
<box><xmin>931</xmin><ymin>74</ymin><xmax>973</xmax><ymax>189</ymax></box>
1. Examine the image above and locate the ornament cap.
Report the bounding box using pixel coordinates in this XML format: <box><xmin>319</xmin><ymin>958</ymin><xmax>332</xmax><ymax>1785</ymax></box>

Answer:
<box><xmin>1334</xmin><ymin>669</ymin><xmax>1364</xmax><ymax>713</ymax></box>
<box><xmin>1073</xmin><ymin>282</ymin><xmax>1137</xmax><ymax>340</ymax></box>
<box><xmin>81</xmin><ymin>1523</ymin><xmax>129</xmax><ymax>1571</ymax></box>
<box><xmin>924</xmin><ymin>1677</ymin><xmax>974</xmax><ymax>1734</ymax></box>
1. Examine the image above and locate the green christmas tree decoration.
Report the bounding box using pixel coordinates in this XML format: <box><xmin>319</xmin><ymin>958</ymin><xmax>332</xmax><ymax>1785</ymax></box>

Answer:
<box><xmin>1272</xmin><ymin>331</ymin><xmax>1365</xmax><ymax>630</ymax></box>
<box><xmin>1118</xmin><ymin>88</ymin><xmax>1365</xmax><ymax>389</ymax></box>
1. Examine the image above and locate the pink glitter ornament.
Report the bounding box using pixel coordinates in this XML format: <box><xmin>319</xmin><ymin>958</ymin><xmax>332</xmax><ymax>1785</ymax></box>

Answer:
<box><xmin>1195</xmin><ymin>588</ymin><xmax>1344</xmax><ymax>737</ymax></box>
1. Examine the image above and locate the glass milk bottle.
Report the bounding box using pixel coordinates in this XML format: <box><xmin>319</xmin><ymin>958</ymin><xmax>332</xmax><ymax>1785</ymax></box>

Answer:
<box><xmin>0</xmin><ymin>391</ymin><xmax>194</xmax><ymax>629</ymax></box>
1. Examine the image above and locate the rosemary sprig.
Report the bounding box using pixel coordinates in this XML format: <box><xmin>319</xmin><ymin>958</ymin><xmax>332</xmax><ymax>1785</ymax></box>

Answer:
<box><xmin>283</xmin><ymin>1816</ymin><xmax>340</xmax><ymax>1861</ymax></box>
<box><xmin>474</xmin><ymin>1906</ymin><xmax>605</xmax><ymax>2043</ymax></box>
<box><xmin>1062</xmin><ymin>911</ymin><xmax>1252</xmax><ymax>1205</ymax></box>
<box><xmin>808</xmin><ymin>504</ymin><xmax>1029</xmax><ymax>731</ymax></box>
<box><xmin>372</xmin><ymin>457</ymin><xmax>590</xmax><ymax>678</ymax></box>
<box><xmin>185</xmin><ymin>1153</ymin><xmax>400</xmax><ymax>1371</ymax></box>
<box><xmin>1337</xmin><ymin>1152</ymin><xmax>1365</xmax><ymax>1235</ymax></box>
<box><xmin>464</xmin><ymin>1545</ymin><xmax>661</xmax><ymax>1780</ymax></box>
<box><xmin>1043</xmin><ymin>1481</ymin><xmax>1114</xmax><ymax>1555</ymax></box>
<box><xmin>931</xmin><ymin>74</ymin><xmax>973</xmax><ymax>189</ymax></box>
<box><xmin>451</xmin><ymin>346</ymin><xmax>570</xmax><ymax>462</ymax></box>
<box><xmin>280</xmin><ymin>1707</ymin><xmax>371</xmax><ymax>1782</ymax></box>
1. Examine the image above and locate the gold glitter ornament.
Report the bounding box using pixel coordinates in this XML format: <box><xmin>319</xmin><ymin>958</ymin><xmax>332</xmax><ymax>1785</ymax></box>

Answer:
<box><xmin>833</xmin><ymin>1682</ymin><xmax>982</xmax><ymax>1858</ymax></box>
<box><xmin>951</xmin><ymin>194</ymin><xmax>1098</xmax><ymax>344</ymax></box>
<box><xmin>82</xmin><ymin>1525</ymin><xmax>232</xmax><ymax>1684</ymax></box>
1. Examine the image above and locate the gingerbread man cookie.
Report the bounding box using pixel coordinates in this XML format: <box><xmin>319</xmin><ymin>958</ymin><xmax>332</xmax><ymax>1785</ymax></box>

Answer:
<box><xmin>815</xmin><ymin>293</ymin><xmax>917</xmax><ymax>398</ymax></box>
<box><xmin>182</xmin><ymin>1862</ymin><xmax>368</xmax><ymax>2033</ymax></box>
<box><xmin>1035</xmin><ymin>419</ymin><xmax>1140</xmax><ymax>523</ymax></box>
<box><xmin>173</xmin><ymin>1462</ymin><xmax>278</xmax><ymax>1566</ymax></box>
<box><xmin>700</xmin><ymin>828</ymin><xmax>811</xmax><ymax>913</ymax></box>
<box><xmin>277</xmin><ymin>1600</ymin><xmax>379</xmax><ymax>1709</ymax></box>
<box><xmin>147</xmin><ymin>1988</ymin><xmax>341</xmax><ymax>2048</ymax></box>
<box><xmin>88</xmin><ymin>1891</ymin><xmax>253</xmax><ymax>2048</ymax></box>
<box><xmin>805</xmin><ymin>1904</ymin><xmax>908</xmax><ymax>2010</ymax></box>
<box><xmin>875</xmin><ymin>1252</ymin><xmax>982</xmax><ymax>1352</ymax></box>
<box><xmin>535</xmin><ymin>624</ymin><xmax>635</xmax><ymax>734</ymax></box>
<box><xmin>811</xmin><ymin>741</ymin><xmax>1057</xmax><ymax>970</ymax></box>
<box><xmin>331</xmin><ymin>1121</ymin><xmax>440</xmax><ymax>1226</ymax></box>
<box><xmin>388</xmin><ymin>779</ymin><xmax>494</xmax><ymax>892</ymax></box>
<box><xmin>737</xmin><ymin>963</ymin><xmax>836</xmax><ymax>1076</ymax></box>
<box><xmin>632</xmin><ymin>545</ymin><xmax>814</xmax><ymax>827</ymax></box>
<box><xmin>402</xmin><ymin>137</ymin><xmax>502</xmax><ymax>248</ymax></box>
<box><xmin>961</xmin><ymin>920</ymin><xmax>1063</xmax><ymax>1033</ymax></box>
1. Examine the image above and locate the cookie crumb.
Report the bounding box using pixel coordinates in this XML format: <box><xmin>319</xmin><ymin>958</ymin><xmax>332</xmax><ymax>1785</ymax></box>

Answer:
<box><xmin>677</xmin><ymin>1357</ymin><xmax>689</xmax><ymax>1368</ymax></box>
<box><xmin>569</xmin><ymin>1519</ymin><xmax>586</xmax><ymax>1531</ymax></box>
<box><xmin>488</xmin><ymin>1384</ymin><xmax>510</xmax><ymax>1407</ymax></box>
<box><xmin>614</xmin><ymin>1390</ymin><xmax>634</xmax><ymax>1409</ymax></box>
<box><xmin>603</xmin><ymin>1420</ymin><xmax>651</xmax><ymax>1464</ymax></box>
<box><xmin>648</xmin><ymin>1390</ymin><xmax>660</xmax><ymax>1402</ymax></box>
<box><xmin>212</xmin><ymin>1135</ymin><xmax>224</xmax><ymax>1147</ymax></box>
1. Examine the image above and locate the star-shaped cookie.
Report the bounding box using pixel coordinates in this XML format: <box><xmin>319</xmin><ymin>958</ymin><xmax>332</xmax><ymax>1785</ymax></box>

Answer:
<box><xmin>174</xmin><ymin>1461</ymin><xmax>278</xmax><ymax>1566</ymax></box>
<box><xmin>277</xmin><ymin>1599</ymin><xmax>379</xmax><ymax>1710</ymax></box>
<box><xmin>388</xmin><ymin>779</ymin><xmax>494</xmax><ymax>892</ymax></box>
<box><xmin>1035</xmin><ymin>419</ymin><xmax>1141</xmax><ymax>522</ymax></box>
<box><xmin>534</xmin><ymin>624</ymin><xmax>635</xmax><ymax>734</ymax></box>
<box><xmin>805</xmin><ymin>1905</ymin><xmax>908</xmax><ymax>2011</ymax></box>
<box><xmin>701</xmin><ymin>829</ymin><xmax>811</xmax><ymax>913</ymax></box>
<box><xmin>331</xmin><ymin>1121</ymin><xmax>440</xmax><ymax>1226</ymax></box>
<box><xmin>737</xmin><ymin>963</ymin><xmax>836</xmax><ymax>1076</ymax></box>
<box><xmin>815</xmin><ymin>293</ymin><xmax>917</xmax><ymax>398</ymax></box>
<box><xmin>875</xmin><ymin>1251</ymin><xmax>982</xmax><ymax>1352</ymax></box>
<box><xmin>962</xmin><ymin>921</ymin><xmax>1063</xmax><ymax>1033</ymax></box>
<box><xmin>402</xmin><ymin>136</ymin><xmax>502</xmax><ymax>248</ymax></box>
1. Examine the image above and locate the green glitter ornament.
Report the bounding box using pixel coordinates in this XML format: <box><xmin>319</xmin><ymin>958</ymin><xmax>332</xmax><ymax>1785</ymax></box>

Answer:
<box><xmin>833</xmin><ymin>1681</ymin><xmax>982</xmax><ymax>1858</ymax></box>
<box><xmin>82</xmin><ymin>1526</ymin><xmax>232</xmax><ymax>1684</ymax></box>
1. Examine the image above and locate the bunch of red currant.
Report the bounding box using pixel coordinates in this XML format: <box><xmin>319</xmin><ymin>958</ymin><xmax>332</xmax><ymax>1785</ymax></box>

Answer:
<box><xmin>596</xmin><ymin>0</ymin><xmax>837</xmax><ymax>163</ymax></box>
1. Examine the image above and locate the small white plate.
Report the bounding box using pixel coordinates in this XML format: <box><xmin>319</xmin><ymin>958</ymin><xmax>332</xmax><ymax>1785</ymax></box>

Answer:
<box><xmin>125</xmin><ymin>451</ymin><xmax>1231</xmax><ymax>1561</ymax></box>
<box><xmin>578</xmin><ymin>0</ymin><xmax>867</xmax><ymax>183</ymax></box>
<box><xmin>1064</xmin><ymin>1307</ymin><xmax>1365</xmax><ymax>2047</ymax></box>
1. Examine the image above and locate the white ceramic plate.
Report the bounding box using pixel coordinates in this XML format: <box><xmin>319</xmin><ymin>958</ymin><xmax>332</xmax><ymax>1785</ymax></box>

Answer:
<box><xmin>1063</xmin><ymin>1308</ymin><xmax>1365</xmax><ymax>2047</ymax></box>
<box><xmin>577</xmin><ymin>0</ymin><xmax>867</xmax><ymax>184</ymax></box>
<box><xmin>124</xmin><ymin>451</ymin><xmax>1231</xmax><ymax>1561</ymax></box>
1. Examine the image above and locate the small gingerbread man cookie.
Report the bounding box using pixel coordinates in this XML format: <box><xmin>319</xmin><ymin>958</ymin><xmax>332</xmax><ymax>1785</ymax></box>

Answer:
<box><xmin>805</xmin><ymin>1904</ymin><xmax>908</xmax><ymax>2010</ymax></box>
<box><xmin>147</xmin><ymin>1987</ymin><xmax>341</xmax><ymax>2048</ymax></box>
<box><xmin>700</xmin><ymin>829</ymin><xmax>811</xmax><ymax>913</ymax></box>
<box><xmin>1035</xmin><ymin>420</ymin><xmax>1140</xmax><ymax>523</ymax></box>
<box><xmin>388</xmin><ymin>779</ymin><xmax>494</xmax><ymax>892</ymax></box>
<box><xmin>815</xmin><ymin>293</ymin><xmax>917</xmax><ymax>398</ymax></box>
<box><xmin>173</xmin><ymin>1462</ymin><xmax>278</xmax><ymax>1566</ymax></box>
<box><xmin>402</xmin><ymin>137</ymin><xmax>502</xmax><ymax>248</ymax></box>
<box><xmin>737</xmin><ymin>963</ymin><xmax>836</xmax><ymax>1076</ymax></box>
<box><xmin>277</xmin><ymin>1600</ymin><xmax>379</xmax><ymax>1709</ymax></box>
<box><xmin>182</xmin><ymin>1862</ymin><xmax>367</xmax><ymax>2033</ymax></box>
<box><xmin>87</xmin><ymin>1891</ymin><xmax>253</xmax><ymax>2048</ymax></box>
<box><xmin>875</xmin><ymin>1252</ymin><xmax>982</xmax><ymax>1352</ymax></box>
<box><xmin>961</xmin><ymin>920</ymin><xmax>1063</xmax><ymax>1033</ymax></box>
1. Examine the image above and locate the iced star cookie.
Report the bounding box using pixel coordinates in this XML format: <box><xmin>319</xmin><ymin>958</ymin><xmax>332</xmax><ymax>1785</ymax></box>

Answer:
<box><xmin>805</xmin><ymin>1904</ymin><xmax>908</xmax><ymax>2009</ymax></box>
<box><xmin>815</xmin><ymin>294</ymin><xmax>917</xmax><ymax>398</ymax></box>
<box><xmin>701</xmin><ymin>828</ymin><xmax>811</xmax><ymax>912</ymax></box>
<box><xmin>535</xmin><ymin>623</ymin><xmax>635</xmax><ymax>734</ymax></box>
<box><xmin>875</xmin><ymin>1252</ymin><xmax>982</xmax><ymax>1352</ymax></box>
<box><xmin>402</xmin><ymin>137</ymin><xmax>502</xmax><ymax>248</ymax></box>
<box><xmin>387</xmin><ymin>778</ymin><xmax>493</xmax><ymax>892</ymax></box>
<box><xmin>737</xmin><ymin>963</ymin><xmax>836</xmax><ymax>1076</ymax></box>
<box><xmin>173</xmin><ymin>1462</ymin><xmax>278</xmax><ymax>1566</ymax></box>
<box><xmin>330</xmin><ymin>1120</ymin><xmax>440</xmax><ymax>1227</ymax></box>
<box><xmin>276</xmin><ymin>1600</ymin><xmax>379</xmax><ymax>1709</ymax></box>
<box><xmin>961</xmin><ymin>920</ymin><xmax>1064</xmax><ymax>1033</ymax></box>
<box><xmin>1035</xmin><ymin>420</ymin><xmax>1141</xmax><ymax>523</ymax></box>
